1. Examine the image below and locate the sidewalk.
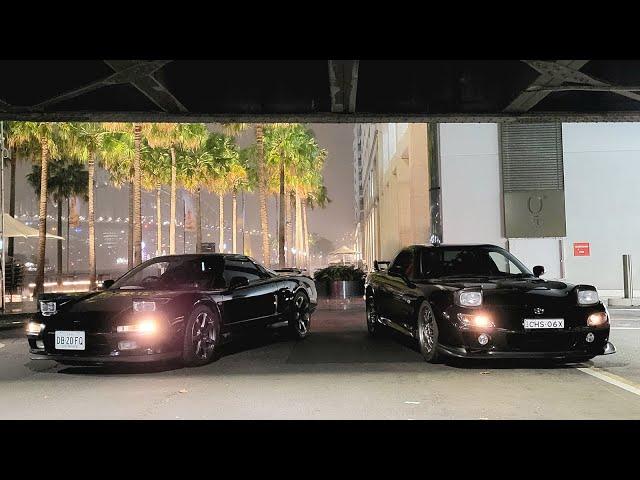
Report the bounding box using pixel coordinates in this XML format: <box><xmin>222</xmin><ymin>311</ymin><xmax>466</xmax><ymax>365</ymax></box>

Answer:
<box><xmin>0</xmin><ymin>301</ymin><xmax>37</xmax><ymax>330</ymax></box>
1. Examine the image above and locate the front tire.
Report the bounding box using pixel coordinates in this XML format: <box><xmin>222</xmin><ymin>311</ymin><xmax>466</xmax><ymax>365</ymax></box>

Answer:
<box><xmin>366</xmin><ymin>295</ymin><xmax>382</xmax><ymax>337</ymax></box>
<box><xmin>182</xmin><ymin>305</ymin><xmax>220</xmax><ymax>367</ymax></box>
<box><xmin>288</xmin><ymin>291</ymin><xmax>311</xmax><ymax>339</ymax></box>
<box><xmin>417</xmin><ymin>301</ymin><xmax>441</xmax><ymax>363</ymax></box>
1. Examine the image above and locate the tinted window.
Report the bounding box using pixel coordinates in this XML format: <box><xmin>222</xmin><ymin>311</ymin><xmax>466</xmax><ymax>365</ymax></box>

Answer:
<box><xmin>223</xmin><ymin>258</ymin><xmax>265</xmax><ymax>285</ymax></box>
<box><xmin>112</xmin><ymin>256</ymin><xmax>225</xmax><ymax>290</ymax></box>
<box><xmin>419</xmin><ymin>247</ymin><xmax>531</xmax><ymax>278</ymax></box>
<box><xmin>390</xmin><ymin>250</ymin><xmax>415</xmax><ymax>278</ymax></box>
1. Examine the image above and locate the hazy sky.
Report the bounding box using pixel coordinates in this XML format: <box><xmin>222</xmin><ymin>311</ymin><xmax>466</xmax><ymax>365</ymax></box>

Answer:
<box><xmin>5</xmin><ymin>123</ymin><xmax>356</xmax><ymax>266</ymax></box>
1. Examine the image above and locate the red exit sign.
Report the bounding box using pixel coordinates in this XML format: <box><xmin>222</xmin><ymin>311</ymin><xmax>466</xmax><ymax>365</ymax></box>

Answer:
<box><xmin>573</xmin><ymin>242</ymin><xmax>590</xmax><ymax>257</ymax></box>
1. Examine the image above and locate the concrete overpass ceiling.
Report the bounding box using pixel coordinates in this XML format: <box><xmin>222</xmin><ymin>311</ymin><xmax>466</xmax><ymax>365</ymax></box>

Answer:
<box><xmin>2</xmin><ymin>60</ymin><xmax>640</xmax><ymax>122</ymax></box>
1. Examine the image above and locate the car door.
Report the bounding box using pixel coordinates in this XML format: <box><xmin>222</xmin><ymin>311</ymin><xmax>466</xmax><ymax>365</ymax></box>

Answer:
<box><xmin>222</xmin><ymin>256</ymin><xmax>280</xmax><ymax>329</ymax></box>
<box><xmin>385</xmin><ymin>249</ymin><xmax>417</xmax><ymax>331</ymax></box>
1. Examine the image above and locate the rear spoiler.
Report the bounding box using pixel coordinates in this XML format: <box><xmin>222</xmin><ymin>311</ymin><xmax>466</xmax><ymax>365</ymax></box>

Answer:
<box><xmin>373</xmin><ymin>260</ymin><xmax>390</xmax><ymax>272</ymax></box>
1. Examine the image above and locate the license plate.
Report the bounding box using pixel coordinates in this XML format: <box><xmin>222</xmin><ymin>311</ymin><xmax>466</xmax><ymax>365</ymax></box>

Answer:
<box><xmin>523</xmin><ymin>318</ymin><xmax>564</xmax><ymax>329</ymax></box>
<box><xmin>55</xmin><ymin>331</ymin><xmax>86</xmax><ymax>350</ymax></box>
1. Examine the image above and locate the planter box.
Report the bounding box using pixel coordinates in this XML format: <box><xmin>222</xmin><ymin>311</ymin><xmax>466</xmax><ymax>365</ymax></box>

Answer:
<box><xmin>329</xmin><ymin>280</ymin><xmax>364</xmax><ymax>299</ymax></box>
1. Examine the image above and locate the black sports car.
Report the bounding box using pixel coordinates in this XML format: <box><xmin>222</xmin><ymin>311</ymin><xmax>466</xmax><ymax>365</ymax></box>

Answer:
<box><xmin>365</xmin><ymin>244</ymin><xmax>616</xmax><ymax>363</ymax></box>
<box><xmin>27</xmin><ymin>254</ymin><xmax>317</xmax><ymax>366</ymax></box>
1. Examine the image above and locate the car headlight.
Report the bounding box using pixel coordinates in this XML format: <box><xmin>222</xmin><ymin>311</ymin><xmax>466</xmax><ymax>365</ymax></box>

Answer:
<box><xmin>577</xmin><ymin>289</ymin><xmax>599</xmax><ymax>305</ymax></box>
<box><xmin>457</xmin><ymin>313</ymin><xmax>494</xmax><ymax>328</ymax></box>
<box><xmin>39</xmin><ymin>301</ymin><xmax>57</xmax><ymax>316</ymax></box>
<box><xmin>27</xmin><ymin>321</ymin><xmax>45</xmax><ymax>335</ymax></box>
<box><xmin>133</xmin><ymin>300</ymin><xmax>156</xmax><ymax>312</ymax></box>
<box><xmin>117</xmin><ymin>318</ymin><xmax>158</xmax><ymax>334</ymax></box>
<box><xmin>587</xmin><ymin>312</ymin><xmax>608</xmax><ymax>326</ymax></box>
<box><xmin>455</xmin><ymin>289</ymin><xmax>483</xmax><ymax>307</ymax></box>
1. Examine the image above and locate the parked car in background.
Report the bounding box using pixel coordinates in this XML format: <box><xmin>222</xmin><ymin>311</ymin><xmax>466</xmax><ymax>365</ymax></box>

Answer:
<box><xmin>365</xmin><ymin>244</ymin><xmax>615</xmax><ymax>363</ymax></box>
<box><xmin>27</xmin><ymin>254</ymin><xmax>317</xmax><ymax>367</ymax></box>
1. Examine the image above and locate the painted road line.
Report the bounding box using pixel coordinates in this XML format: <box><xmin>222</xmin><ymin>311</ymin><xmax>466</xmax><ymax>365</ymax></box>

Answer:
<box><xmin>0</xmin><ymin>343</ymin><xmax>4</xmax><ymax>349</ymax></box>
<box><xmin>578</xmin><ymin>367</ymin><xmax>640</xmax><ymax>397</ymax></box>
<box><xmin>611</xmin><ymin>327</ymin><xmax>640</xmax><ymax>330</ymax></box>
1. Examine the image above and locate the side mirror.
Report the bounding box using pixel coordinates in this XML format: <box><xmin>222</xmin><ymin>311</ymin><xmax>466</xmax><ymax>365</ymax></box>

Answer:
<box><xmin>229</xmin><ymin>276</ymin><xmax>249</xmax><ymax>290</ymax></box>
<box><xmin>102</xmin><ymin>279</ymin><xmax>115</xmax><ymax>290</ymax></box>
<box><xmin>533</xmin><ymin>265</ymin><xmax>545</xmax><ymax>277</ymax></box>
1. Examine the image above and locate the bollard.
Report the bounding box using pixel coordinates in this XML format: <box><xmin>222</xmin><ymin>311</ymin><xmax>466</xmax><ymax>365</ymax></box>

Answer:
<box><xmin>623</xmin><ymin>254</ymin><xmax>633</xmax><ymax>300</ymax></box>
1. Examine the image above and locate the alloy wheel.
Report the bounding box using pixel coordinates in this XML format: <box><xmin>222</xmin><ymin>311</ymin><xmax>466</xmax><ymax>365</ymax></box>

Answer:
<box><xmin>294</xmin><ymin>294</ymin><xmax>310</xmax><ymax>335</ymax></box>
<box><xmin>191</xmin><ymin>311</ymin><xmax>217</xmax><ymax>360</ymax></box>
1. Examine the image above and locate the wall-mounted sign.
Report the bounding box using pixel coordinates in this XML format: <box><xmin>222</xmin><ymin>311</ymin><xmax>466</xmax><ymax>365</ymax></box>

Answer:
<box><xmin>503</xmin><ymin>190</ymin><xmax>567</xmax><ymax>238</ymax></box>
<box><xmin>573</xmin><ymin>242</ymin><xmax>590</xmax><ymax>257</ymax></box>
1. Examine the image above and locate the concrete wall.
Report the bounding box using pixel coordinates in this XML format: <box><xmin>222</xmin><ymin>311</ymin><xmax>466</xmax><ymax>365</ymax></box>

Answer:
<box><xmin>563</xmin><ymin>123</ymin><xmax>640</xmax><ymax>291</ymax></box>
<box><xmin>440</xmin><ymin>123</ymin><xmax>506</xmax><ymax>248</ymax></box>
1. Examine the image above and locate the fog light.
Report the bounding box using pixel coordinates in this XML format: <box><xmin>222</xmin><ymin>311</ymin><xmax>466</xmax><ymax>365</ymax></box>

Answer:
<box><xmin>117</xmin><ymin>318</ymin><xmax>158</xmax><ymax>334</ymax></box>
<box><xmin>478</xmin><ymin>333</ymin><xmax>490</xmax><ymax>346</ymax></box>
<box><xmin>587</xmin><ymin>312</ymin><xmax>608</xmax><ymax>326</ymax></box>
<box><xmin>586</xmin><ymin>332</ymin><xmax>595</xmax><ymax>343</ymax></box>
<box><xmin>457</xmin><ymin>313</ymin><xmax>494</xmax><ymax>328</ymax></box>
<box><xmin>118</xmin><ymin>340</ymin><xmax>138</xmax><ymax>350</ymax></box>
<box><xmin>27</xmin><ymin>322</ymin><xmax>45</xmax><ymax>335</ymax></box>
<box><xmin>36</xmin><ymin>340</ymin><xmax>45</xmax><ymax>349</ymax></box>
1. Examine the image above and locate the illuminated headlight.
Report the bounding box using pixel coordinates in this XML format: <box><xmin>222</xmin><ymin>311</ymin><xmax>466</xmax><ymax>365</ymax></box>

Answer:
<box><xmin>133</xmin><ymin>300</ymin><xmax>156</xmax><ymax>312</ymax></box>
<box><xmin>587</xmin><ymin>312</ymin><xmax>608</xmax><ymax>327</ymax></box>
<box><xmin>117</xmin><ymin>319</ymin><xmax>158</xmax><ymax>334</ymax></box>
<box><xmin>27</xmin><ymin>321</ymin><xmax>45</xmax><ymax>335</ymax></box>
<box><xmin>577</xmin><ymin>289</ymin><xmax>599</xmax><ymax>305</ymax></box>
<box><xmin>457</xmin><ymin>313</ymin><xmax>494</xmax><ymax>328</ymax></box>
<box><xmin>456</xmin><ymin>290</ymin><xmax>483</xmax><ymax>307</ymax></box>
<box><xmin>40</xmin><ymin>301</ymin><xmax>57</xmax><ymax>316</ymax></box>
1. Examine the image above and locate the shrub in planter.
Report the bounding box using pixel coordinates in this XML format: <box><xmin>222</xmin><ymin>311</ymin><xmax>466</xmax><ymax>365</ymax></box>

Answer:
<box><xmin>314</xmin><ymin>265</ymin><xmax>366</xmax><ymax>297</ymax></box>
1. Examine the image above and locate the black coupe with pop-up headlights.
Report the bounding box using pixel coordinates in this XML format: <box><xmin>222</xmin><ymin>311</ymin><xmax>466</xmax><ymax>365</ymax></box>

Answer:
<box><xmin>365</xmin><ymin>244</ymin><xmax>616</xmax><ymax>363</ymax></box>
<box><xmin>27</xmin><ymin>254</ymin><xmax>317</xmax><ymax>367</ymax></box>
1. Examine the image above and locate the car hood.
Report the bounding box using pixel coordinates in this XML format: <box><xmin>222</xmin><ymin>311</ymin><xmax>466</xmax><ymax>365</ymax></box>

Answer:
<box><xmin>61</xmin><ymin>289</ymin><xmax>189</xmax><ymax>314</ymax></box>
<box><xmin>426</xmin><ymin>277</ymin><xmax>579</xmax><ymax>306</ymax></box>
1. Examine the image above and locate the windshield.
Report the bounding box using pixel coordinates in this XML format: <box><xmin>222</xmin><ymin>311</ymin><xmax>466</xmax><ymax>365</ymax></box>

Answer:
<box><xmin>419</xmin><ymin>246</ymin><xmax>533</xmax><ymax>279</ymax></box>
<box><xmin>111</xmin><ymin>256</ymin><xmax>226</xmax><ymax>290</ymax></box>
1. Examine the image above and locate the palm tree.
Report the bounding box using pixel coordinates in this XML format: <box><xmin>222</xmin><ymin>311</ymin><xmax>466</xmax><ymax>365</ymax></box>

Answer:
<box><xmin>141</xmin><ymin>146</ymin><xmax>171</xmax><ymax>257</ymax></box>
<box><xmin>222</xmin><ymin>123</ymin><xmax>271</xmax><ymax>266</ymax></box>
<box><xmin>145</xmin><ymin>123</ymin><xmax>205</xmax><ymax>254</ymax></box>
<box><xmin>27</xmin><ymin>159</ymin><xmax>88</xmax><ymax>284</ymax></box>
<box><xmin>101</xmin><ymin>131</ymin><xmax>136</xmax><ymax>268</ymax></box>
<box><xmin>7</xmin><ymin>122</ymin><xmax>70</xmax><ymax>296</ymax></box>
<box><xmin>66</xmin><ymin>122</ymin><xmax>110</xmax><ymax>289</ymax></box>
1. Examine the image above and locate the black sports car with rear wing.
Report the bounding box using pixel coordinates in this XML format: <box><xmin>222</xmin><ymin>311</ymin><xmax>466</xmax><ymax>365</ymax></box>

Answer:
<box><xmin>365</xmin><ymin>244</ymin><xmax>616</xmax><ymax>363</ymax></box>
<box><xmin>27</xmin><ymin>254</ymin><xmax>317</xmax><ymax>367</ymax></box>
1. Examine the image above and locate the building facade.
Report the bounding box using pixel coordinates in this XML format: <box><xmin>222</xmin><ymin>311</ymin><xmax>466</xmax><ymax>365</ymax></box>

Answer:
<box><xmin>354</xmin><ymin>121</ymin><xmax>640</xmax><ymax>295</ymax></box>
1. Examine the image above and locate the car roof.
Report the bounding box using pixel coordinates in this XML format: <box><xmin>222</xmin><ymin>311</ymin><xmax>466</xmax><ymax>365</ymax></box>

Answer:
<box><xmin>146</xmin><ymin>253</ymin><xmax>254</xmax><ymax>262</ymax></box>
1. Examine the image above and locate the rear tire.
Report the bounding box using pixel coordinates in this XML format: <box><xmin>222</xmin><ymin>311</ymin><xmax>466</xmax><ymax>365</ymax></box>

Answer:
<box><xmin>288</xmin><ymin>291</ymin><xmax>311</xmax><ymax>339</ymax></box>
<box><xmin>182</xmin><ymin>305</ymin><xmax>220</xmax><ymax>367</ymax></box>
<box><xmin>417</xmin><ymin>301</ymin><xmax>441</xmax><ymax>363</ymax></box>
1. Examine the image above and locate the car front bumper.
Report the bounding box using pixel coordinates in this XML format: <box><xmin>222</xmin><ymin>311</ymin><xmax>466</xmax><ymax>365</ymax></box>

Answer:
<box><xmin>437</xmin><ymin>341</ymin><xmax>616</xmax><ymax>360</ymax></box>
<box><xmin>29</xmin><ymin>349</ymin><xmax>181</xmax><ymax>365</ymax></box>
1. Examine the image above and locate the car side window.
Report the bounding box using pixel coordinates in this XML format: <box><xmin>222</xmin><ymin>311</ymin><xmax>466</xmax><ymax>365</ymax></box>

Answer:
<box><xmin>390</xmin><ymin>250</ymin><xmax>414</xmax><ymax>278</ymax></box>
<box><xmin>223</xmin><ymin>258</ymin><xmax>263</xmax><ymax>285</ymax></box>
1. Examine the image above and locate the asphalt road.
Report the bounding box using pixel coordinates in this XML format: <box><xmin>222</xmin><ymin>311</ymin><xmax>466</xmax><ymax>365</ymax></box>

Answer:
<box><xmin>1</xmin><ymin>302</ymin><xmax>639</xmax><ymax>419</ymax></box>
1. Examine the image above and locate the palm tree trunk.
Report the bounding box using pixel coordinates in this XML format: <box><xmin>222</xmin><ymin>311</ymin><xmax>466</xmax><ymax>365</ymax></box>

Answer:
<box><xmin>256</xmin><ymin>124</ymin><xmax>270</xmax><ymax>266</ymax></box>
<box><xmin>7</xmin><ymin>155</ymin><xmax>16</xmax><ymax>259</ymax></box>
<box><xmin>34</xmin><ymin>141</ymin><xmax>50</xmax><ymax>297</ymax></box>
<box><xmin>88</xmin><ymin>151</ymin><xmax>96</xmax><ymax>289</ymax></box>
<box><xmin>169</xmin><ymin>146</ymin><xmax>177</xmax><ymax>254</ymax></box>
<box><xmin>133</xmin><ymin>123</ymin><xmax>142</xmax><ymax>266</ymax></box>
<box><xmin>66</xmin><ymin>198</ymin><xmax>70</xmax><ymax>273</ymax></box>
<box><xmin>195</xmin><ymin>188</ymin><xmax>202</xmax><ymax>253</ymax></box>
<box><xmin>278</xmin><ymin>159</ymin><xmax>285</xmax><ymax>268</ymax></box>
<box><xmin>295</xmin><ymin>191</ymin><xmax>302</xmax><ymax>267</ymax></box>
<box><xmin>288</xmin><ymin>192</ymin><xmax>295</xmax><ymax>266</ymax></box>
<box><xmin>128</xmin><ymin>181</ymin><xmax>133</xmax><ymax>270</ymax></box>
<box><xmin>232</xmin><ymin>190</ymin><xmax>237</xmax><ymax>253</ymax></box>
<box><xmin>57</xmin><ymin>199</ymin><xmax>63</xmax><ymax>286</ymax></box>
<box><xmin>302</xmin><ymin>198</ymin><xmax>309</xmax><ymax>272</ymax></box>
<box><xmin>218</xmin><ymin>193</ymin><xmax>224</xmax><ymax>252</ymax></box>
<box><xmin>156</xmin><ymin>182</ymin><xmax>162</xmax><ymax>256</ymax></box>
